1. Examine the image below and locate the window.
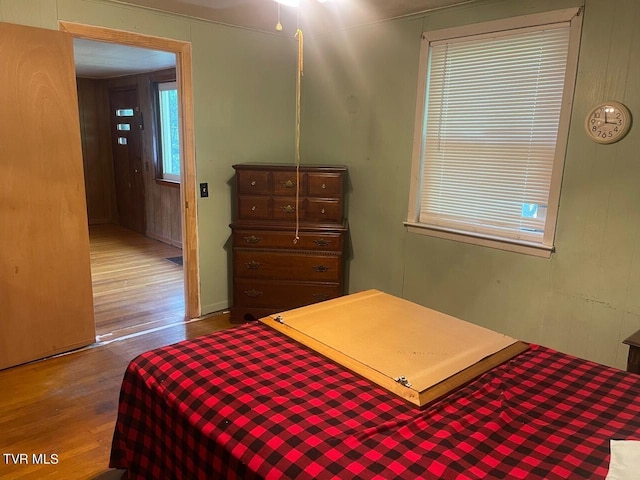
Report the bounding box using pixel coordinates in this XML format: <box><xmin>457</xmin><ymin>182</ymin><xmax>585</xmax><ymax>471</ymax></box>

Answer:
<box><xmin>406</xmin><ymin>9</ymin><xmax>582</xmax><ymax>257</ymax></box>
<box><xmin>154</xmin><ymin>81</ymin><xmax>181</xmax><ymax>182</ymax></box>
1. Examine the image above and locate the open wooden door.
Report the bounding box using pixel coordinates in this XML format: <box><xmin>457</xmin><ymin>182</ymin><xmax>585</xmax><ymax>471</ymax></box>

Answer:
<box><xmin>0</xmin><ymin>22</ymin><xmax>96</xmax><ymax>370</ymax></box>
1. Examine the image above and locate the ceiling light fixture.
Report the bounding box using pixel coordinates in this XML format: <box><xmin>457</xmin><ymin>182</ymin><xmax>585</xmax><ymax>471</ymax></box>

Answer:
<box><xmin>273</xmin><ymin>0</ymin><xmax>332</xmax><ymax>7</ymax></box>
<box><xmin>273</xmin><ymin>0</ymin><xmax>300</xmax><ymax>7</ymax></box>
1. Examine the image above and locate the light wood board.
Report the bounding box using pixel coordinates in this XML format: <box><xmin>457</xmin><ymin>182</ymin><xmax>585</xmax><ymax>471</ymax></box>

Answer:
<box><xmin>260</xmin><ymin>290</ymin><xmax>528</xmax><ymax>407</ymax></box>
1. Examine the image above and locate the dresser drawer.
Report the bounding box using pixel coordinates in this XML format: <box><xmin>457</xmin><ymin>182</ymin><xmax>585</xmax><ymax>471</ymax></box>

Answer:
<box><xmin>272</xmin><ymin>197</ymin><xmax>303</xmax><ymax>220</ymax></box>
<box><xmin>234</xmin><ymin>250</ymin><xmax>341</xmax><ymax>281</ymax></box>
<box><xmin>233</xmin><ymin>230</ymin><xmax>344</xmax><ymax>250</ymax></box>
<box><xmin>305</xmin><ymin>198</ymin><xmax>342</xmax><ymax>223</ymax></box>
<box><xmin>308</xmin><ymin>172</ymin><xmax>343</xmax><ymax>196</ymax></box>
<box><xmin>273</xmin><ymin>171</ymin><xmax>304</xmax><ymax>195</ymax></box>
<box><xmin>238</xmin><ymin>195</ymin><xmax>271</xmax><ymax>220</ymax></box>
<box><xmin>234</xmin><ymin>279</ymin><xmax>341</xmax><ymax>309</ymax></box>
<box><xmin>237</xmin><ymin>170</ymin><xmax>270</xmax><ymax>194</ymax></box>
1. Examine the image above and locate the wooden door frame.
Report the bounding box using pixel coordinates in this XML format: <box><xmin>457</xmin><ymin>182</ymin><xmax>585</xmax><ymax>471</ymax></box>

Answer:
<box><xmin>59</xmin><ymin>21</ymin><xmax>201</xmax><ymax>319</ymax></box>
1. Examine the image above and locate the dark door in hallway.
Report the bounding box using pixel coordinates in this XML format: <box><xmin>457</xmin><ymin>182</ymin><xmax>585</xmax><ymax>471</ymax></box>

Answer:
<box><xmin>109</xmin><ymin>87</ymin><xmax>146</xmax><ymax>234</ymax></box>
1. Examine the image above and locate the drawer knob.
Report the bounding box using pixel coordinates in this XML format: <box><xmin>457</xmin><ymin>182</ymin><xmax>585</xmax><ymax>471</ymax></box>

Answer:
<box><xmin>251</xmin><ymin>206</ymin><xmax>256</xmax><ymax>211</ymax></box>
<box><xmin>322</xmin><ymin>183</ymin><xmax>326</xmax><ymax>189</ymax></box>
<box><xmin>245</xmin><ymin>261</ymin><xmax>261</xmax><ymax>270</ymax></box>
<box><xmin>321</xmin><ymin>208</ymin><xmax>326</xmax><ymax>214</ymax></box>
<box><xmin>243</xmin><ymin>235</ymin><xmax>262</xmax><ymax>244</ymax></box>
<box><xmin>250</xmin><ymin>180</ymin><xmax>256</xmax><ymax>186</ymax></box>
<box><xmin>282</xmin><ymin>205</ymin><xmax>295</xmax><ymax>213</ymax></box>
<box><xmin>314</xmin><ymin>238</ymin><xmax>331</xmax><ymax>247</ymax></box>
<box><xmin>313</xmin><ymin>265</ymin><xmax>330</xmax><ymax>273</ymax></box>
<box><xmin>244</xmin><ymin>289</ymin><xmax>262</xmax><ymax>298</ymax></box>
<box><xmin>281</xmin><ymin>179</ymin><xmax>296</xmax><ymax>188</ymax></box>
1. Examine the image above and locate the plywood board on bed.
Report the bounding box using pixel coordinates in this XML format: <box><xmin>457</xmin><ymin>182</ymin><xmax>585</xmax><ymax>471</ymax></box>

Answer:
<box><xmin>260</xmin><ymin>289</ymin><xmax>528</xmax><ymax>407</ymax></box>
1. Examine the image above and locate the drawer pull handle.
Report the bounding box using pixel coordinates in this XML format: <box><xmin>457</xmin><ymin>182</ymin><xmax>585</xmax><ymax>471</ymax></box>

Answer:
<box><xmin>282</xmin><ymin>205</ymin><xmax>295</xmax><ymax>213</ymax></box>
<box><xmin>312</xmin><ymin>293</ymin><xmax>330</xmax><ymax>302</ymax></box>
<box><xmin>250</xmin><ymin>180</ymin><xmax>256</xmax><ymax>186</ymax></box>
<box><xmin>245</xmin><ymin>261</ymin><xmax>261</xmax><ymax>270</ymax></box>
<box><xmin>243</xmin><ymin>235</ymin><xmax>262</xmax><ymax>244</ymax></box>
<box><xmin>313</xmin><ymin>265</ymin><xmax>330</xmax><ymax>273</ymax></box>
<box><xmin>244</xmin><ymin>289</ymin><xmax>262</xmax><ymax>298</ymax></box>
<box><xmin>281</xmin><ymin>179</ymin><xmax>296</xmax><ymax>188</ymax></box>
<box><xmin>314</xmin><ymin>238</ymin><xmax>331</xmax><ymax>247</ymax></box>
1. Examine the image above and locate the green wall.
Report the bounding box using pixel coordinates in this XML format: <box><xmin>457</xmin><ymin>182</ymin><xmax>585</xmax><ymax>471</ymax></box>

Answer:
<box><xmin>301</xmin><ymin>0</ymin><xmax>640</xmax><ymax>369</ymax></box>
<box><xmin>0</xmin><ymin>0</ymin><xmax>297</xmax><ymax>315</ymax></box>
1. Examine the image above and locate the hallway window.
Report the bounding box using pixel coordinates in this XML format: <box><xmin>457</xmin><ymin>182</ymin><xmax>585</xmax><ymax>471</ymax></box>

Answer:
<box><xmin>155</xmin><ymin>81</ymin><xmax>181</xmax><ymax>182</ymax></box>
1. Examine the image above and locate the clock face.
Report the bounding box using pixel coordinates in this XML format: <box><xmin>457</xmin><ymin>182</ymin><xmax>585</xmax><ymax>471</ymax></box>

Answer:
<box><xmin>585</xmin><ymin>101</ymin><xmax>631</xmax><ymax>144</ymax></box>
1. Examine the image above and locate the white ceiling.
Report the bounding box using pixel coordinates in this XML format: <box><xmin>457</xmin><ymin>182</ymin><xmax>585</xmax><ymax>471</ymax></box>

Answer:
<box><xmin>73</xmin><ymin>38</ymin><xmax>176</xmax><ymax>78</ymax></box>
<box><xmin>73</xmin><ymin>0</ymin><xmax>473</xmax><ymax>78</ymax></box>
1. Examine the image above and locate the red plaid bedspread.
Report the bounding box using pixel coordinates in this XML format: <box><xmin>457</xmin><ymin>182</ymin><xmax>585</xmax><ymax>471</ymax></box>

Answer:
<box><xmin>110</xmin><ymin>322</ymin><xmax>640</xmax><ymax>479</ymax></box>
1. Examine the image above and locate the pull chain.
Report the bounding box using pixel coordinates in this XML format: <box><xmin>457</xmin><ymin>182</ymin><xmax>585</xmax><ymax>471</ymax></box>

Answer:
<box><xmin>275</xmin><ymin>3</ymin><xmax>283</xmax><ymax>31</ymax></box>
<box><xmin>293</xmin><ymin>28</ymin><xmax>303</xmax><ymax>244</ymax></box>
<box><xmin>275</xmin><ymin>3</ymin><xmax>304</xmax><ymax>245</ymax></box>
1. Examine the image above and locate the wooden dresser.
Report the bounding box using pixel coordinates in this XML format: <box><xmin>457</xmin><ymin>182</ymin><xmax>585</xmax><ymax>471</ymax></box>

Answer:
<box><xmin>623</xmin><ymin>329</ymin><xmax>640</xmax><ymax>374</ymax></box>
<box><xmin>230</xmin><ymin>163</ymin><xmax>348</xmax><ymax>322</ymax></box>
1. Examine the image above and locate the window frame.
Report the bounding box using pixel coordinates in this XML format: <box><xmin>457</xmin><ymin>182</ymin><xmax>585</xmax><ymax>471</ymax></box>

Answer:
<box><xmin>150</xmin><ymin>74</ymin><xmax>181</xmax><ymax>185</ymax></box>
<box><xmin>405</xmin><ymin>8</ymin><xmax>583</xmax><ymax>258</ymax></box>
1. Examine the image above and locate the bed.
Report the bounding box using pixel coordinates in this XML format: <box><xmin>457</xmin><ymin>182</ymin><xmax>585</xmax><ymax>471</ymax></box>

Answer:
<box><xmin>109</xmin><ymin>320</ymin><xmax>640</xmax><ymax>479</ymax></box>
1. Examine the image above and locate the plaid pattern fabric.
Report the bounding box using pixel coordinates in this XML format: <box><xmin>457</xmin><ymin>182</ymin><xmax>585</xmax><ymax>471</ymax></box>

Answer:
<box><xmin>110</xmin><ymin>322</ymin><xmax>640</xmax><ymax>479</ymax></box>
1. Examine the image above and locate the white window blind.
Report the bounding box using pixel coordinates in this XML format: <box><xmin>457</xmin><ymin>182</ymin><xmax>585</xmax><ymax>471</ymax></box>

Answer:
<box><xmin>419</xmin><ymin>25</ymin><xmax>571</xmax><ymax>245</ymax></box>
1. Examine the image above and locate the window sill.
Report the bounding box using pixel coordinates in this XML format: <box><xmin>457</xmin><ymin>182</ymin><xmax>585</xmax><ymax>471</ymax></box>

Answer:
<box><xmin>403</xmin><ymin>222</ymin><xmax>554</xmax><ymax>258</ymax></box>
<box><xmin>155</xmin><ymin>178</ymin><xmax>180</xmax><ymax>188</ymax></box>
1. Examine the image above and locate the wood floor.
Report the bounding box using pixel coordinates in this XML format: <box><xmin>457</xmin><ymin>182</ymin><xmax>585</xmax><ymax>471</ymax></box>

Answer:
<box><xmin>0</xmin><ymin>225</ymin><xmax>235</xmax><ymax>479</ymax></box>
<box><xmin>90</xmin><ymin>224</ymin><xmax>186</xmax><ymax>339</ymax></box>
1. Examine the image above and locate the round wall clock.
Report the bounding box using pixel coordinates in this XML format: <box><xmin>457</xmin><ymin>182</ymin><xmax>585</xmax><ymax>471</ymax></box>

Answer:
<box><xmin>585</xmin><ymin>101</ymin><xmax>631</xmax><ymax>144</ymax></box>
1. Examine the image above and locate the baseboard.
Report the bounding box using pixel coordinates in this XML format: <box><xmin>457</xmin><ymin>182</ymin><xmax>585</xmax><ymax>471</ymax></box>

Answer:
<box><xmin>146</xmin><ymin>231</ymin><xmax>182</xmax><ymax>249</ymax></box>
<box><xmin>88</xmin><ymin>218</ymin><xmax>113</xmax><ymax>225</ymax></box>
<box><xmin>201</xmin><ymin>299</ymin><xmax>230</xmax><ymax>317</ymax></box>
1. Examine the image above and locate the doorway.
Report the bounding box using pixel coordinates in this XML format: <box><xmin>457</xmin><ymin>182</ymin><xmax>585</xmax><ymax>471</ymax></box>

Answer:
<box><xmin>60</xmin><ymin>21</ymin><xmax>201</xmax><ymax>323</ymax></box>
